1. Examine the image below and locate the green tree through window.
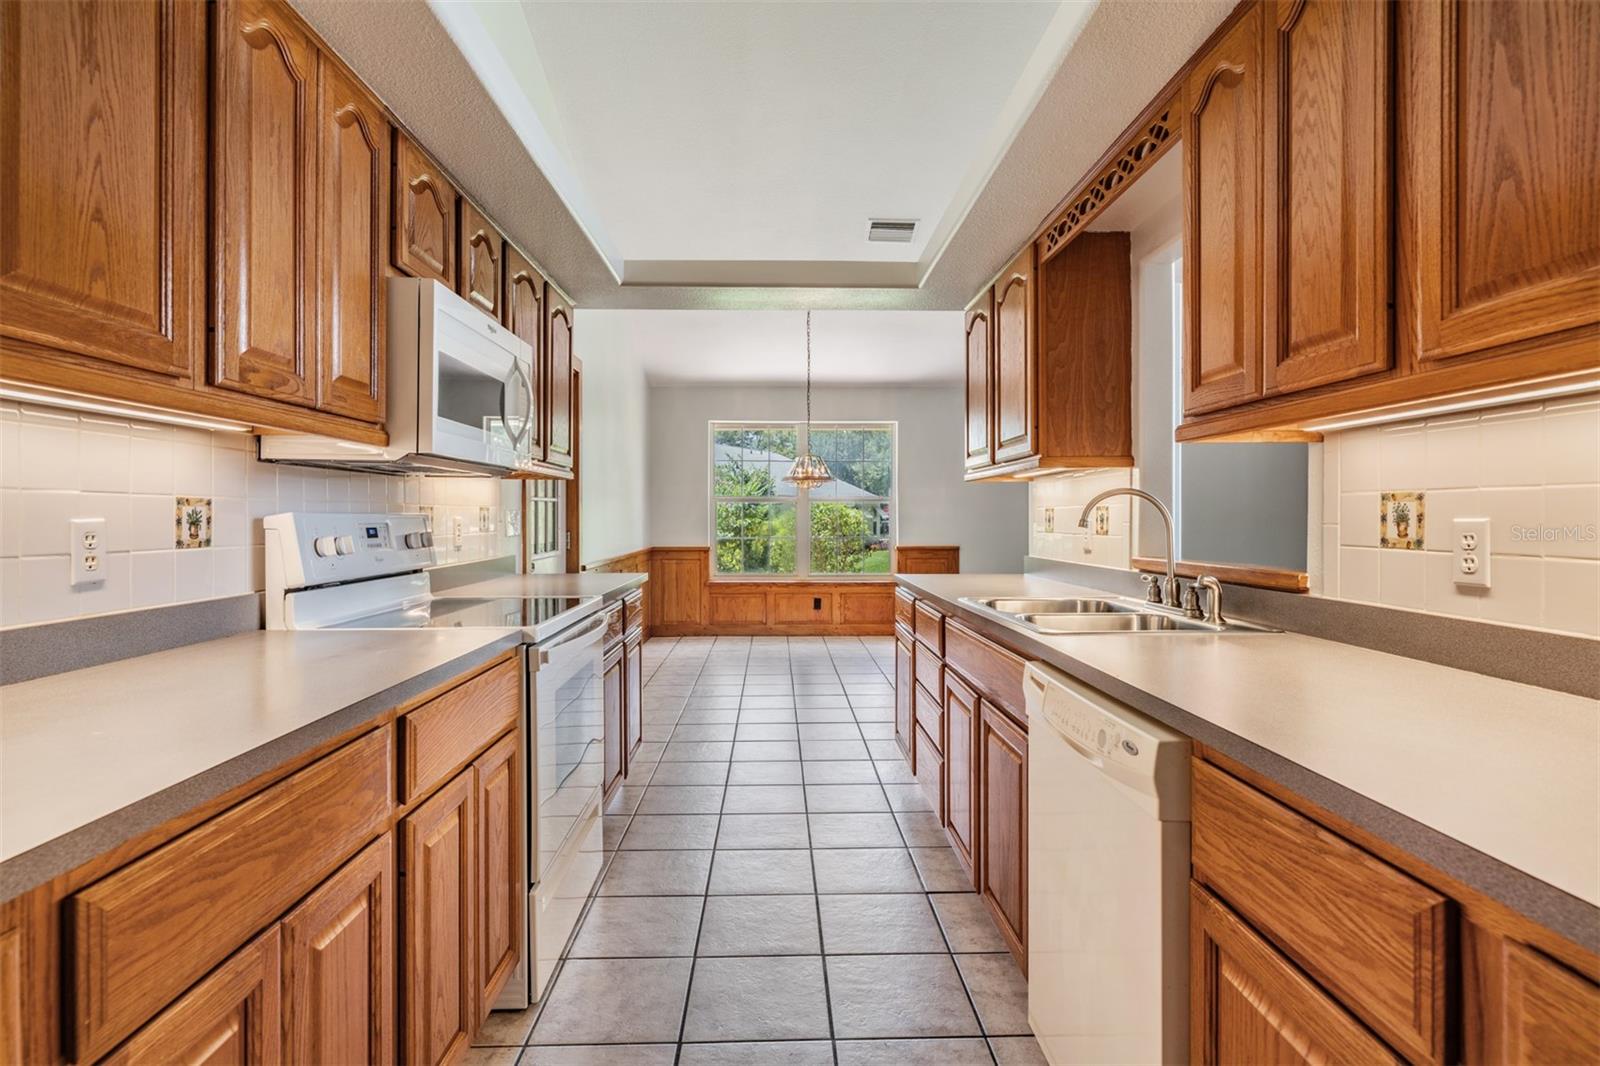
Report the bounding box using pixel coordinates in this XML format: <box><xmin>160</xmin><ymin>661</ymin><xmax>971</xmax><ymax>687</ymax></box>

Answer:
<box><xmin>711</xmin><ymin>423</ymin><xmax>892</xmax><ymax>578</ymax></box>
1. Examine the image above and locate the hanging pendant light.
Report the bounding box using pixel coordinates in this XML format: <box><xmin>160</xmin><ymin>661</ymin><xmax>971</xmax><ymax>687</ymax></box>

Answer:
<box><xmin>783</xmin><ymin>310</ymin><xmax>834</xmax><ymax>489</ymax></box>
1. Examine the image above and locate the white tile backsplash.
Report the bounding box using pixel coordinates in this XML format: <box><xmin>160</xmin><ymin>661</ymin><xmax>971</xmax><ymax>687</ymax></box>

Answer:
<box><xmin>0</xmin><ymin>402</ymin><xmax>524</xmax><ymax>628</ymax></box>
<box><xmin>1316</xmin><ymin>396</ymin><xmax>1600</xmax><ymax>637</ymax></box>
<box><xmin>1027</xmin><ymin>468</ymin><xmax>1135</xmax><ymax>569</ymax></box>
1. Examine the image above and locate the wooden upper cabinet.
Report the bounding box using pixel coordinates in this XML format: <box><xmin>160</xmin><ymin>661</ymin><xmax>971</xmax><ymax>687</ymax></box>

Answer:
<box><xmin>963</xmin><ymin>291</ymin><xmax>994</xmax><ymax>470</ymax></box>
<box><xmin>545</xmin><ymin>287</ymin><xmax>576</xmax><ymax>470</ymax></box>
<box><xmin>474</xmin><ymin>732</ymin><xmax>521</xmax><ymax>1019</ymax></box>
<box><xmin>1401</xmin><ymin>0</ymin><xmax>1600</xmax><ymax>367</ymax></box>
<box><xmin>1262</xmin><ymin>0</ymin><xmax>1392</xmax><ymax>395</ymax></box>
<box><xmin>503</xmin><ymin>242</ymin><xmax>547</xmax><ymax>458</ymax></box>
<box><xmin>401</xmin><ymin>769</ymin><xmax>476</xmax><ymax>1066</ymax></box>
<box><xmin>978</xmin><ymin>702</ymin><xmax>1027</xmax><ymax>972</ymax></box>
<box><xmin>1183</xmin><ymin>4</ymin><xmax>1265</xmax><ymax>416</ymax></box>
<box><xmin>212</xmin><ymin>0</ymin><xmax>319</xmax><ymax>407</ymax></box>
<box><xmin>991</xmin><ymin>245</ymin><xmax>1037</xmax><ymax>465</ymax></box>
<box><xmin>316</xmin><ymin>59</ymin><xmax>388</xmax><ymax>424</ymax></box>
<box><xmin>1035</xmin><ymin>232</ymin><xmax>1133</xmax><ymax>466</ymax></box>
<box><xmin>0</xmin><ymin>0</ymin><xmax>204</xmax><ymax>379</ymax></box>
<box><xmin>101</xmin><ymin>928</ymin><xmax>282</xmax><ymax>1066</ymax></box>
<box><xmin>393</xmin><ymin>131</ymin><xmax>457</xmax><ymax>286</ymax></box>
<box><xmin>1191</xmin><ymin>884</ymin><xmax>1401</xmax><ymax>1066</ymax></box>
<box><xmin>457</xmin><ymin>200</ymin><xmax>504</xmax><ymax>319</ymax></box>
<box><xmin>281</xmin><ymin>834</ymin><xmax>394</xmax><ymax>1066</ymax></box>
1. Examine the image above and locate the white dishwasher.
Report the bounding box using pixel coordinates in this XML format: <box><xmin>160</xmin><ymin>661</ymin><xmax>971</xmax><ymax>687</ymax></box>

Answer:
<box><xmin>1024</xmin><ymin>661</ymin><xmax>1191</xmax><ymax>1066</ymax></box>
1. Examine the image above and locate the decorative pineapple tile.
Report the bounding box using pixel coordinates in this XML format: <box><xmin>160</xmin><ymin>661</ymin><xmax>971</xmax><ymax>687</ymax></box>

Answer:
<box><xmin>1379</xmin><ymin>491</ymin><xmax>1424</xmax><ymax>550</ymax></box>
<box><xmin>175</xmin><ymin>497</ymin><xmax>213</xmax><ymax>549</ymax></box>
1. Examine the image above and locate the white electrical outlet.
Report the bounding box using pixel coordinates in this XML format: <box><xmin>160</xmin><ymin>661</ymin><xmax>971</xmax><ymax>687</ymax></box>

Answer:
<box><xmin>1453</xmin><ymin>517</ymin><xmax>1491</xmax><ymax>588</ymax></box>
<box><xmin>70</xmin><ymin>517</ymin><xmax>107</xmax><ymax>588</ymax></box>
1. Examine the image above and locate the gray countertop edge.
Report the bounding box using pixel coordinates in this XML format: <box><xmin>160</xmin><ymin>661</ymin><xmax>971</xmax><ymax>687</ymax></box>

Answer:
<box><xmin>0</xmin><ymin>631</ymin><xmax>525</xmax><ymax>904</ymax></box>
<box><xmin>897</xmin><ymin>576</ymin><xmax>1600</xmax><ymax>955</ymax></box>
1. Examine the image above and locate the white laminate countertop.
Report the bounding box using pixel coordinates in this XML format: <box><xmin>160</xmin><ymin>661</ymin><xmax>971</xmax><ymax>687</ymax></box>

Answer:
<box><xmin>898</xmin><ymin>573</ymin><xmax>1600</xmax><ymax>943</ymax></box>
<box><xmin>0</xmin><ymin>627</ymin><xmax>523</xmax><ymax>899</ymax></box>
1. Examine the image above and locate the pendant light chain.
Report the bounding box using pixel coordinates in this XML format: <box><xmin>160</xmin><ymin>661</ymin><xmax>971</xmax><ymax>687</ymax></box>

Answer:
<box><xmin>784</xmin><ymin>309</ymin><xmax>833</xmax><ymax>488</ymax></box>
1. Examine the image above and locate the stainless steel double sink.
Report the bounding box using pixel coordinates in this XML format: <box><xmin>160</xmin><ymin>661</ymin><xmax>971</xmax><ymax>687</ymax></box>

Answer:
<box><xmin>959</xmin><ymin>596</ymin><xmax>1277</xmax><ymax>635</ymax></box>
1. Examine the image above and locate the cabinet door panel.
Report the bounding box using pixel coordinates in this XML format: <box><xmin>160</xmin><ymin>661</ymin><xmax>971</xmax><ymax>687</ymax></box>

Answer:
<box><xmin>625</xmin><ymin>633</ymin><xmax>644</xmax><ymax>769</ymax></box>
<box><xmin>0</xmin><ymin>0</ymin><xmax>203</xmax><ymax>378</ymax></box>
<box><xmin>392</xmin><ymin>132</ymin><xmax>456</xmax><ymax>286</ymax></box>
<box><xmin>979</xmin><ymin>703</ymin><xmax>1027</xmax><ymax>971</ymax></box>
<box><xmin>101</xmin><ymin>928</ymin><xmax>281</xmax><ymax>1066</ymax></box>
<box><xmin>964</xmin><ymin>294</ymin><xmax>994</xmax><ymax>470</ymax></box>
<box><xmin>1403</xmin><ymin>0</ymin><xmax>1600</xmax><ymax>364</ymax></box>
<box><xmin>1190</xmin><ymin>884</ymin><xmax>1400</xmax><ymax>1066</ymax></box>
<box><xmin>282</xmin><ymin>834</ymin><xmax>394</xmax><ymax>1066</ymax></box>
<box><xmin>992</xmin><ymin>247</ymin><xmax>1036</xmax><ymax>464</ymax></box>
<box><xmin>545</xmin><ymin>288</ymin><xmax>575</xmax><ymax>470</ymax></box>
<box><xmin>474</xmin><ymin>732</ymin><xmax>521</xmax><ymax>1017</ymax></box>
<box><xmin>602</xmin><ymin>643</ymin><xmax>623</xmax><ymax>797</ymax></box>
<box><xmin>457</xmin><ymin>200</ymin><xmax>503</xmax><ymax>320</ymax></box>
<box><xmin>317</xmin><ymin>59</ymin><xmax>387</xmax><ymax>423</ymax></box>
<box><xmin>402</xmin><ymin>770</ymin><xmax>475</xmax><ymax>1066</ymax></box>
<box><xmin>1263</xmin><ymin>0</ymin><xmax>1391</xmax><ymax>395</ymax></box>
<box><xmin>1464</xmin><ymin>923</ymin><xmax>1600</xmax><ymax>1066</ymax></box>
<box><xmin>894</xmin><ymin>630</ymin><xmax>916</xmax><ymax>765</ymax></box>
<box><xmin>213</xmin><ymin>0</ymin><xmax>318</xmax><ymax>406</ymax></box>
<box><xmin>1183</xmin><ymin>6</ymin><xmax>1265</xmax><ymax>415</ymax></box>
<box><xmin>503</xmin><ymin>242</ymin><xmax>547</xmax><ymax>459</ymax></box>
<box><xmin>942</xmin><ymin>674</ymin><xmax>978</xmax><ymax>880</ymax></box>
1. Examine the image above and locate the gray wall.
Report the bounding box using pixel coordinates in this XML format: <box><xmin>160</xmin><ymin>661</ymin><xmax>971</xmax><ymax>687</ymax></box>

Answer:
<box><xmin>648</xmin><ymin>384</ymin><xmax>1029</xmax><ymax>573</ymax></box>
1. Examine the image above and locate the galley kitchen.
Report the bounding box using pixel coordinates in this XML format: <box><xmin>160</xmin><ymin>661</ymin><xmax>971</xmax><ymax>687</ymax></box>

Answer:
<box><xmin>1</xmin><ymin>1</ymin><xmax>1596</xmax><ymax>1064</ymax></box>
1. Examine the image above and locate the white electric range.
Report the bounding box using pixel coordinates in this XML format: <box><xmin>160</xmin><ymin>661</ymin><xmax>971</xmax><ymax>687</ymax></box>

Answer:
<box><xmin>263</xmin><ymin>511</ymin><xmax>607</xmax><ymax>1008</ymax></box>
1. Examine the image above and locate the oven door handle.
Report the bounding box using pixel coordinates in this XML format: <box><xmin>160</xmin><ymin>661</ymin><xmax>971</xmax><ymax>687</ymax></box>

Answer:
<box><xmin>537</xmin><ymin>612</ymin><xmax>606</xmax><ymax>666</ymax></box>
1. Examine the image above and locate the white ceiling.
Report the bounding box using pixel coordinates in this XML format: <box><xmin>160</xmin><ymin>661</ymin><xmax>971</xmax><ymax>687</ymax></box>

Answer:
<box><xmin>580</xmin><ymin>310</ymin><xmax>963</xmax><ymax>385</ymax></box>
<box><xmin>292</xmin><ymin>0</ymin><xmax>1234</xmax><ymax>309</ymax></box>
<box><xmin>431</xmin><ymin>0</ymin><xmax>1092</xmax><ymax>289</ymax></box>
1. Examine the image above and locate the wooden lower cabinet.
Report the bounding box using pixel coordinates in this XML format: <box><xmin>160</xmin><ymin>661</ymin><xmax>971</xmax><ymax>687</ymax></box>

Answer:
<box><xmin>624</xmin><ymin>630</ymin><xmax>644</xmax><ymax>769</ymax></box>
<box><xmin>978</xmin><ymin>703</ymin><xmax>1028</xmax><ymax>972</ymax></box>
<box><xmin>942</xmin><ymin>673</ymin><xmax>979</xmax><ymax>881</ymax></box>
<box><xmin>474</xmin><ymin>733</ymin><xmax>521</xmax><ymax>1021</ymax></box>
<box><xmin>602</xmin><ymin>640</ymin><xmax>624</xmax><ymax>798</ymax></box>
<box><xmin>1465</xmin><ymin>923</ymin><xmax>1600</xmax><ymax>1065</ymax></box>
<box><xmin>401</xmin><ymin>769</ymin><xmax>476</xmax><ymax>1066</ymax></box>
<box><xmin>1190</xmin><ymin>882</ymin><xmax>1401</xmax><ymax>1065</ymax></box>
<box><xmin>893</xmin><ymin>628</ymin><xmax>916</xmax><ymax>765</ymax></box>
<box><xmin>281</xmin><ymin>834</ymin><xmax>394</xmax><ymax>1065</ymax></box>
<box><xmin>102</xmin><ymin>928</ymin><xmax>283</xmax><ymax>1066</ymax></box>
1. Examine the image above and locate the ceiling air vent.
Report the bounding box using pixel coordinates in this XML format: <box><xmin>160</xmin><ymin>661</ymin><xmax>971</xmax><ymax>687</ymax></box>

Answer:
<box><xmin>866</xmin><ymin>219</ymin><xmax>917</xmax><ymax>243</ymax></box>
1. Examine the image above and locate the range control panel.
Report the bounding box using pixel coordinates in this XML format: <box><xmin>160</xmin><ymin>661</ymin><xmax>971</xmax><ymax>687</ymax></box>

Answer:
<box><xmin>264</xmin><ymin>511</ymin><xmax>436</xmax><ymax>591</ymax></box>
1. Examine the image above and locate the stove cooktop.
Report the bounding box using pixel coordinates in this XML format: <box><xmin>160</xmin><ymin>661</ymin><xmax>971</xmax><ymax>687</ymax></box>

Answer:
<box><xmin>326</xmin><ymin>595</ymin><xmax>599</xmax><ymax>640</ymax></box>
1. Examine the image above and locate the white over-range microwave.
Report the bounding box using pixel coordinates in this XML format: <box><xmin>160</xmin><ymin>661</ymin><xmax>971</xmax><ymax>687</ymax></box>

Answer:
<box><xmin>260</xmin><ymin>277</ymin><xmax>537</xmax><ymax>476</ymax></box>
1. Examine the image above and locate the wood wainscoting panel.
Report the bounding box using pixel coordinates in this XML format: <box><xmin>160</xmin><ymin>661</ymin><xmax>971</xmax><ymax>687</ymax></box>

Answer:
<box><xmin>894</xmin><ymin>546</ymin><xmax>961</xmax><ymax>574</ymax></box>
<box><xmin>838</xmin><ymin>587</ymin><xmax>894</xmax><ymax>625</ymax></box>
<box><xmin>709</xmin><ymin>588</ymin><xmax>767</xmax><ymax>627</ymax></box>
<box><xmin>649</xmin><ymin>548</ymin><xmax>709</xmax><ymax>632</ymax></box>
<box><xmin>772</xmin><ymin>590</ymin><xmax>834</xmax><ymax>626</ymax></box>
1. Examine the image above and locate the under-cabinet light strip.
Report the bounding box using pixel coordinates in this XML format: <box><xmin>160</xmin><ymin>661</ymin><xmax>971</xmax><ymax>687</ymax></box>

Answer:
<box><xmin>1303</xmin><ymin>377</ymin><xmax>1600</xmax><ymax>433</ymax></box>
<box><xmin>0</xmin><ymin>384</ymin><xmax>254</xmax><ymax>434</ymax></box>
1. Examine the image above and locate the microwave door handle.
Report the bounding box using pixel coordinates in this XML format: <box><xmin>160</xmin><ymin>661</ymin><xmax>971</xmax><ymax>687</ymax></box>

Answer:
<box><xmin>501</xmin><ymin>362</ymin><xmax>531</xmax><ymax>450</ymax></box>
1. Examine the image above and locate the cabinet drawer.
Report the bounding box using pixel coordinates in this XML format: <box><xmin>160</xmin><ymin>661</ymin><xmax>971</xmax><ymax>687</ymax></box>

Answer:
<box><xmin>400</xmin><ymin>658</ymin><xmax>520</xmax><ymax>801</ymax></box>
<box><xmin>914</xmin><ymin>725</ymin><xmax>944</xmax><ymax>821</ymax></box>
<box><xmin>914</xmin><ymin>683</ymin><xmax>943</xmax><ymax>752</ymax></box>
<box><xmin>894</xmin><ymin>588</ymin><xmax>916</xmax><ymax>629</ymax></box>
<box><xmin>913</xmin><ymin>601</ymin><xmax>944</xmax><ymax>653</ymax></box>
<box><xmin>71</xmin><ymin>727</ymin><xmax>392</xmax><ymax>1062</ymax></box>
<box><xmin>944</xmin><ymin>619</ymin><xmax>1026</xmax><ymax>721</ymax></box>
<box><xmin>1192</xmin><ymin>759</ymin><xmax>1449</xmax><ymax>1063</ymax></box>
<box><xmin>913</xmin><ymin>641</ymin><xmax>943</xmax><ymax>707</ymax></box>
<box><xmin>624</xmin><ymin>591</ymin><xmax>644</xmax><ymax>634</ymax></box>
